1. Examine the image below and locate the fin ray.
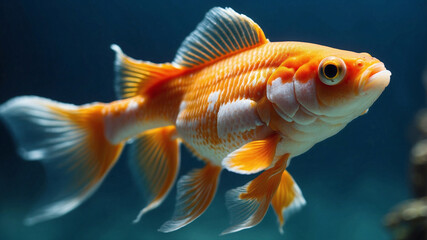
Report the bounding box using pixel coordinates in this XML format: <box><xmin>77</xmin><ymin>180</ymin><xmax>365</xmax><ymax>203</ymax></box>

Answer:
<box><xmin>159</xmin><ymin>163</ymin><xmax>221</xmax><ymax>232</ymax></box>
<box><xmin>173</xmin><ymin>7</ymin><xmax>268</xmax><ymax>68</ymax></box>
<box><xmin>111</xmin><ymin>44</ymin><xmax>184</xmax><ymax>99</ymax></box>
<box><xmin>271</xmin><ymin>170</ymin><xmax>306</xmax><ymax>234</ymax></box>
<box><xmin>222</xmin><ymin>134</ymin><xmax>280</xmax><ymax>174</ymax></box>
<box><xmin>222</xmin><ymin>155</ymin><xmax>289</xmax><ymax>235</ymax></box>
<box><xmin>129</xmin><ymin>126</ymin><xmax>180</xmax><ymax>223</ymax></box>
<box><xmin>0</xmin><ymin>96</ymin><xmax>124</xmax><ymax>225</ymax></box>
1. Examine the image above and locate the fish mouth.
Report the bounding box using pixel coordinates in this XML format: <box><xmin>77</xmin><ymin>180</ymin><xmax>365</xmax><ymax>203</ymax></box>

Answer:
<box><xmin>359</xmin><ymin>62</ymin><xmax>391</xmax><ymax>92</ymax></box>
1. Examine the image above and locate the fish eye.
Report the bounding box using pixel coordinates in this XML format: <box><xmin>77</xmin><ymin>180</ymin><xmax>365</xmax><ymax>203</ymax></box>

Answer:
<box><xmin>318</xmin><ymin>57</ymin><xmax>347</xmax><ymax>86</ymax></box>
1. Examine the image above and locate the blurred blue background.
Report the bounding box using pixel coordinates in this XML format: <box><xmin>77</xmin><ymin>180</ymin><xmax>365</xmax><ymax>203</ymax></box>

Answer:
<box><xmin>1</xmin><ymin>0</ymin><xmax>426</xmax><ymax>239</ymax></box>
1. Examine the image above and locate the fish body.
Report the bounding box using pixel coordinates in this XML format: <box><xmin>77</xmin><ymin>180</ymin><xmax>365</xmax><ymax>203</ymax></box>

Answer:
<box><xmin>109</xmin><ymin>41</ymin><xmax>386</xmax><ymax>164</ymax></box>
<box><xmin>0</xmin><ymin>7</ymin><xmax>390</xmax><ymax>234</ymax></box>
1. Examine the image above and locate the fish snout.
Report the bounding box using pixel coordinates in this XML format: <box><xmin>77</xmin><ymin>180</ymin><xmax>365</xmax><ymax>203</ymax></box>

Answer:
<box><xmin>358</xmin><ymin>62</ymin><xmax>391</xmax><ymax>92</ymax></box>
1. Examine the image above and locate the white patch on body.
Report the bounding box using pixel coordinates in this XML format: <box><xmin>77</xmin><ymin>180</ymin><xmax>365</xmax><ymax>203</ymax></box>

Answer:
<box><xmin>103</xmin><ymin>99</ymin><xmax>167</xmax><ymax>144</ymax></box>
<box><xmin>104</xmin><ymin>107</ymin><xmax>141</xmax><ymax>144</ymax></box>
<box><xmin>126</xmin><ymin>99</ymin><xmax>139</xmax><ymax>112</ymax></box>
<box><xmin>217</xmin><ymin>99</ymin><xmax>262</xmax><ymax>138</ymax></box>
<box><xmin>179</xmin><ymin>101</ymin><xmax>186</xmax><ymax>112</ymax></box>
<box><xmin>207</xmin><ymin>91</ymin><xmax>221</xmax><ymax>112</ymax></box>
<box><xmin>251</xmin><ymin>75</ymin><xmax>266</xmax><ymax>87</ymax></box>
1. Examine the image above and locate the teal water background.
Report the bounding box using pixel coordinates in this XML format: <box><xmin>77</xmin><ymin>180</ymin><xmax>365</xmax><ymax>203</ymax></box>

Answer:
<box><xmin>1</xmin><ymin>0</ymin><xmax>427</xmax><ymax>239</ymax></box>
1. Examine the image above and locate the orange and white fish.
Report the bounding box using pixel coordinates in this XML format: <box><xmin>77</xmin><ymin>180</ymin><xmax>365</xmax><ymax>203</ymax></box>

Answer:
<box><xmin>0</xmin><ymin>7</ymin><xmax>390</xmax><ymax>234</ymax></box>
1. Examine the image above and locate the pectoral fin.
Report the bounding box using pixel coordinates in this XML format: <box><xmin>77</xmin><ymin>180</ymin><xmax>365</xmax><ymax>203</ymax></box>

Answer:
<box><xmin>222</xmin><ymin>134</ymin><xmax>281</xmax><ymax>174</ymax></box>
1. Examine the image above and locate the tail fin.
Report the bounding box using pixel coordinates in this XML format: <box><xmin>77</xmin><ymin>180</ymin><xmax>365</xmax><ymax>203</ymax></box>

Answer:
<box><xmin>0</xmin><ymin>96</ymin><xmax>124</xmax><ymax>225</ymax></box>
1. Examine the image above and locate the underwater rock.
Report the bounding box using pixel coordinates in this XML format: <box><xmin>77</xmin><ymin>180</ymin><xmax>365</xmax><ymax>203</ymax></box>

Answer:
<box><xmin>411</xmin><ymin>139</ymin><xmax>427</xmax><ymax>198</ymax></box>
<box><xmin>384</xmin><ymin>198</ymin><xmax>427</xmax><ymax>240</ymax></box>
<box><xmin>384</xmin><ymin>65</ymin><xmax>427</xmax><ymax>240</ymax></box>
<box><xmin>412</xmin><ymin>110</ymin><xmax>427</xmax><ymax>142</ymax></box>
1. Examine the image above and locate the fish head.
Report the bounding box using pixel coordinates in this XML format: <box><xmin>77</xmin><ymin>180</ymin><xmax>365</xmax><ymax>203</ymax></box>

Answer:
<box><xmin>267</xmin><ymin>46</ymin><xmax>391</xmax><ymax>125</ymax></box>
<box><xmin>312</xmin><ymin>50</ymin><xmax>391</xmax><ymax>119</ymax></box>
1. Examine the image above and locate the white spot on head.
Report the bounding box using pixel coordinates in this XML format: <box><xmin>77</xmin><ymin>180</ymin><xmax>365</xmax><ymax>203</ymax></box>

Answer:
<box><xmin>207</xmin><ymin>91</ymin><xmax>221</xmax><ymax>112</ymax></box>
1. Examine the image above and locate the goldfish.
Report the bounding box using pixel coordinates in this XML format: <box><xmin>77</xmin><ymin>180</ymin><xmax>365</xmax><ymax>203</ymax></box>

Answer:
<box><xmin>0</xmin><ymin>7</ymin><xmax>390</xmax><ymax>234</ymax></box>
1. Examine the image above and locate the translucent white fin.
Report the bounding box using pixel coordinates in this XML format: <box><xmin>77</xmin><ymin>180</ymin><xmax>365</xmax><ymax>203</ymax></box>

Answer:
<box><xmin>0</xmin><ymin>96</ymin><xmax>124</xmax><ymax>225</ymax></box>
<box><xmin>129</xmin><ymin>126</ymin><xmax>180</xmax><ymax>223</ymax></box>
<box><xmin>222</xmin><ymin>183</ymin><xmax>267</xmax><ymax>235</ymax></box>
<box><xmin>158</xmin><ymin>163</ymin><xmax>221</xmax><ymax>232</ymax></box>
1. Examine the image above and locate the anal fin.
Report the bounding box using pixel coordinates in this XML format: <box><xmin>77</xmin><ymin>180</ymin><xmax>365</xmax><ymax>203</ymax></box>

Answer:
<box><xmin>129</xmin><ymin>126</ymin><xmax>180</xmax><ymax>223</ymax></box>
<box><xmin>222</xmin><ymin>154</ymin><xmax>289</xmax><ymax>235</ymax></box>
<box><xmin>222</xmin><ymin>134</ymin><xmax>280</xmax><ymax>174</ymax></box>
<box><xmin>271</xmin><ymin>170</ymin><xmax>306</xmax><ymax>234</ymax></box>
<box><xmin>159</xmin><ymin>163</ymin><xmax>221</xmax><ymax>232</ymax></box>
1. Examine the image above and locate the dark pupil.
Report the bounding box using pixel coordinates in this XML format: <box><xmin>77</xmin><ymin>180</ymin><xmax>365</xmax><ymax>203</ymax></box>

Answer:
<box><xmin>324</xmin><ymin>64</ymin><xmax>338</xmax><ymax>79</ymax></box>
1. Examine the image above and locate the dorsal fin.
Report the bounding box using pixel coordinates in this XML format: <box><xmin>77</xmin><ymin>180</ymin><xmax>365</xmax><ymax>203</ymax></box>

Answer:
<box><xmin>173</xmin><ymin>7</ymin><xmax>268</xmax><ymax>68</ymax></box>
<box><xmin>111</xmin><ymin>44</ymin><xmax>184</xmax><ymax>99</ymax></box>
